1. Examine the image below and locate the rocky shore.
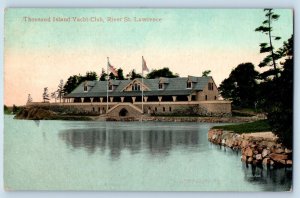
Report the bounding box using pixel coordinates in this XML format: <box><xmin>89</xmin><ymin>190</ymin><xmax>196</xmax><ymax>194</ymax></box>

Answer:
<box><xmin>208</xmin><ymin>129</ymin><xmax>292</xmax><ymax>167</ymax></box>
<box><xmin>15</xmin><ymin>107</ymin><xmax>93</xmax><ymax>120</ymax></box>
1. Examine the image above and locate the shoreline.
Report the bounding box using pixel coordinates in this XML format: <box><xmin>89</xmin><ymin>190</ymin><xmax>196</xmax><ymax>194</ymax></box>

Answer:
<box><xmin>13</xmin><ymin>106</ymin><xmax>264</xmax><ymax>123</ymax></box>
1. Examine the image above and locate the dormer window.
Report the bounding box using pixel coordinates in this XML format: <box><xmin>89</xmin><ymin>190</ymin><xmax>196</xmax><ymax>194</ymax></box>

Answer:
<box><xmin>132</xmin><ymin>83</ymin><xmax>140</xmax><ymax>91</ymax></box>
<box><xmin>158</xmin><ymin>83</ymin><xmax>163</xmax><ymax>90</ymax></box>
<box><xmin>83</xmin><ymin>81</ymin><xmax>87</xmax><ymax>92</ymax></box>
<box><xmin>187</xmin><ymin>82</ymin><xmax>192</xmax><ymax>89</ymax></box>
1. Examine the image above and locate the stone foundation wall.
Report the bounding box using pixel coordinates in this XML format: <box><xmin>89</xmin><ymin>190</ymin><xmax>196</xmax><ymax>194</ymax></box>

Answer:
<box><xmin>208</xmin><ymin>129</ymin><xmax>292</xmax><ymax>167</ymax></box>
<box><xmin>27</xmin><ymin>100</ymin><xmax>232</xmax><ymax>117</ymax></box>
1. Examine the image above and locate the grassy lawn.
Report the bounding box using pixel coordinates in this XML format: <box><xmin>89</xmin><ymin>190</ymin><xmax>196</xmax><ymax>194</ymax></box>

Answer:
<box><xmin>212</xmin><ymin>120</ymin><xmax>271</xmax><ymax>134</ymax></box>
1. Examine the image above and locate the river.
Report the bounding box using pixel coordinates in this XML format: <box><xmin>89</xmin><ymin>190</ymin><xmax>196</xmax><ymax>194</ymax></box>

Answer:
<box><xmin>4</xmin><ymin>115</ymin><xmax>292</xmax><ymax>191</ymax></box>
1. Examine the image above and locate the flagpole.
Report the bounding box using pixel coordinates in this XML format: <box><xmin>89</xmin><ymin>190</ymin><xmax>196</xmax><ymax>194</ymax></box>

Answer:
<box><xmin>142</xmin><ymin>56</ymin><xmax>144</xmax><ymax>115</ymax></box>
<box><xmin>106</xmin><ymin>57</ymin><xmax>109</xmax><ymax>113</ymax></box>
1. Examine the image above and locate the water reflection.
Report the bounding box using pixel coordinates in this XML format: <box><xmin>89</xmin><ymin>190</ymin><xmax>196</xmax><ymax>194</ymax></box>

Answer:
<box><xmin>59</xmin><ymin>127</ymin><xmax>199</xmax><ymax>158</ymax></box>
<box><xmin>211</xmin><ymin>143</ymin><xmax>293</xmax><ymax>191</ymax></box>
<box><xmin>242</xmin><ymin>164</ymin><xmax>292</xmax><ymax>191</ymax></box>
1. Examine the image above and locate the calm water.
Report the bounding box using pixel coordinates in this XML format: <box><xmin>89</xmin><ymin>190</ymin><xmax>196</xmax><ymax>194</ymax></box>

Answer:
<box><xmin>4</xmin><ymin>115</ymin><xmax>292</xmax><ymax>191</ymax></box>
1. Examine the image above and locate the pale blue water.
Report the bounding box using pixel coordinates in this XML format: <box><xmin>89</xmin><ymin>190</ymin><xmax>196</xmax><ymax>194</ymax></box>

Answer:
<box><xmin>4</xmin><ymin>115</ymin><xmax>292</xmax><ymax>191</ymax></box>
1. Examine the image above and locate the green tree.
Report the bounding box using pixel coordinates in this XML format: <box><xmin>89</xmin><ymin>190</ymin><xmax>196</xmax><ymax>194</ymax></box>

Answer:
<box><xmin>219</xmin><ymin>63</ymin><xmax>259</xmax><ymax>108</ymax></box>
<box><xmin>43</xmin><ymin>87</ymin><xmax>50</xmax><ymax>103</ymax></box>
<box><xmin>63</xmin><ymin>71</ymin><xmax>98</xmax><ymax>94</ymax></box>
<box><xmin>127</xmin><ymin>69</ymin><xmax>142</xmax><ymax>80</ymax></box>
<box><xmin>83</xmin><ymin>71</ymin><xmax>98</xmax><ymax>81</ymax></box>
<box><xmin>109</xmin><ymin>72</ymin><xmax>116</xmax><ymax>80</ymax></box>
<box><xmin>63</xmin><ymin>75</ymin><xmax>82</xmax><ymax>94</ymax></box>
<box><xmin>100</xmin><ymin>68</ymin><xmax>108</xmax><ymax>81</ymax></box>
<box><xmin>57</xmin><ymin>79</ymin><xmax>64</xmax><ymax>103</ymax></box>
<box><xmin>255</xmin><ymin>9</ymin><xmax>281</xmax><ymax>79</ymax></box>
<box><xmin>257</xmin><ymin>35</ymin><xmax>293</xmax><ymax>148</ymax></box>
<box><xmin>202</xmin><ymin>70</ymin><xmax>211</xmax><ymax>77</ymax></box>
<box><xmin>27</xmin><ymin>94</ymin><xmax>33</xmax><ymax>103</ymax></box>
<box><xmin>117</xmin><ymin>68</ymin><xmax>125</xmax><ymax>80</ymax></box>
<box><xmin>146</xmin><ymin>67</ymin><xmax>179</xmax><ymax>79</ymax></box>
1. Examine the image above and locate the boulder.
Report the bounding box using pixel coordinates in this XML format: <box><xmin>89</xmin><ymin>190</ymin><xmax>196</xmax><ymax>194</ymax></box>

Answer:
<box><xmin>269</xmin><ymin>153</ymin><xmax>288</xmax><ymax>161</ymax></box>
<box><xmin>247</xmin><ymin>157</ymin><xmax>253</xmax><ymax>163</ymax></box>
<box><xmin>222</xmin><ymin>139</ymin><xmax>226</xmax><ymax>145</ymax></box>
<box><xmin>261</xmin><ymin>141</ymin><xmax>276</xmax><ymax>148</ymax></box>
<box><xmin>257</xmin><ymin>146</ymin><xmax>264</xmax><ymax>153</ymax></box>
<box><xmin>286</xmin><ymin>160</ymin><xmax>293</xmax><ymax>165</ymax></box>
<box><xmin>212</xmin><ymin>134</ymin><xmax>218</xmax><ymax>140</ymax></box>
<box><xmin>241</xmin><ymin>155</ymin><xmax>247</xmax><ymax>162</ymax></box>
<box><xmin>262</xmin><ymin>158</ymin><xmax>270</xmax><ymax>166</ymax></box>
<box><xmin>240</xmin><ymin>140</ymin><xmax>249</xmax><ymax>148</ymax></box>
<box><xmin>285</xmin><ymin>148</ymin><xmax>292</xmax><ymax>154</ymax></box>
<box><xmin>256</xmin><ymin>154</ymin><xmax>262</xmax><ymax>160</ymax></box>
<box><xmin>244</xmin><ymin>147</ymin><xmax>253</xmax><ymax>157</ymax></box>
<box><xmin>278</xmin><ymin>159</ymin><xmax>286</xmax><ymax>165</ymax></box>
<box><xmin>262</xmin><ymin>149</ymin><xmax>270</xmax><ymax>158</ymax></box>
<box><xmin>274</xmin><ymin>148</ymin><xmax>285</xmax><ymax>154</ymax></box>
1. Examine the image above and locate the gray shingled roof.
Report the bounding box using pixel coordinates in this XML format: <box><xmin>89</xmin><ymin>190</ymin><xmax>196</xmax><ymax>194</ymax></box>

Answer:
<box><xmin>64</xmin><ymin>76</ymin><xmax>212</xmax><ymax>98</ymax></box>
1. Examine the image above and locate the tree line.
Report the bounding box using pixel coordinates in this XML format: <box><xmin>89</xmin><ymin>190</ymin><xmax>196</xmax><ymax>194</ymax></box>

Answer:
<box><xmin>219</xmin><ymin>9</ymin><xmax>293</xmax><ymax>148</ymax></box>
<box><xmin>63</xmin><ymin>67</ymin><xmax>181</xmax><ymax>96</ymax></box>
<box><xmin>38</xmin><ymin>67</ymin><xmax>211</xmax><ymax>105</ymax></box>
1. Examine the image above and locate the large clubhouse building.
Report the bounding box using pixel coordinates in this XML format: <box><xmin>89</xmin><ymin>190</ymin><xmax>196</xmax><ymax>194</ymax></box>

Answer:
<box><xmin>61</xmin><ymin>76</ymin><xmax>231</xmax><ymax>119</ymax></box>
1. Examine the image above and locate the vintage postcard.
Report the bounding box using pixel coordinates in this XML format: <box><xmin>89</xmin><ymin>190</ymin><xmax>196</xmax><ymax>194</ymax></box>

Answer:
<box><xmin>4</xmin><ymin>8</ymin><xmax>293</xmax><ymax>191</ymax></box>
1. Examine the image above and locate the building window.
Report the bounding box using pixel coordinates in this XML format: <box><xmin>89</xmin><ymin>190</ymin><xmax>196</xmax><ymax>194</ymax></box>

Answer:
<box><xmin>169</xmin><ymin>107</ymin><xmax>172</xmax><ymax>112</ymax></box>
<box><xmin>155</xmin><ymin>107</ymin><xmax>157</xmax><ymax>112</ymax></box>
<box><xmin>108</xmin><ymin>84</ymin><xmax>113</xmax><ymax>91</ymax></box>
<box><xmin>214</xmin><ymin>96</ymin><xmax>217</xmax><ymax>100</ymax></box>
<box><xmin>92</xmin><ymin>107</ymin><xmax>95</xmax><ymax>112</ymax></box>
<box><xmin>192</xmin><ymin>95</ymin><xmax>196</xmax><ymax>101</ymax></box>
<box><xmin>205</xmin><ymin>95</ymin><xmax>208</xmax><ymax>100</ymax></box>
<box><xmin>132</xmin><ymin>83</ymin><xmax>140</xmax><ymax>91</ymax></box>
<box><xmin>158</xmin><ymin>83</ymin><xmax>163</xmax><ymax>90</ymax></box>
<box><xmin>208</xmin><ymin>82</ymin><xmax>214</xmax><ymax>91</ymax></box>
<box><xmin>163</xmin><ymin>107</ymin><xmax>165</xmax><ymax>112</ymax></box>
<box><xmin>98</xmin><ymin>107</ymin><xmax>101</xmax><ymax>112</ymax></box>
<box><xmin>84</xmin><ymin>85</ymin><xmax>88</xmax><ymax>92</ymax></box>
<box><xmin>187</xmin><ymin>82</ymin><xmax>192</xmax><ymax>89</ymax></box>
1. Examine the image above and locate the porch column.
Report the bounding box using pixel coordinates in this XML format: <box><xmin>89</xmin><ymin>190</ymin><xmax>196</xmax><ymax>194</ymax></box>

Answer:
<box><xmin>110</xmin><ymin>97</ymin><xmax>114</xmax><ymax>102</ymax></box>
<box><xmin>132</xmin><ymin>97</ymin><xmax>136</xmax><ymax>103</ymax></box>
<box><xmin>158</xmin><ymin>96</ymin><xmax>162</xmax><ymax>102</ymax></box>
<box><xmin>187</xmin><ymin>95</ymin><xmax>192</xmax><ymax>102</ymax></box>
<box><xmin>121</xmin><ymin>97</ymin><xmax>125</xmax><ymax>102</ymax></box>
<box><xmin>90</xmin><ymin>97</ymin><xmax>94</xmax><ymax>103</ymax></box>
<box><xmin>144</xmin><ymin>96</ymin><xmax>148</xmax><ymax>102</ymax></box>
<box><xmin>81</xmin><ymin>98</ymin><xmax>84</xmax><ymax>103</ymax></box>
<box><xmin>172</xmin><ymin>96</ymin><xmax>177</xmax><ymax>102</ymax></box>
<box><xmin>100</xmin><ymin>97</ymin><xmax>103</xmax><ymax>103</ymax></box>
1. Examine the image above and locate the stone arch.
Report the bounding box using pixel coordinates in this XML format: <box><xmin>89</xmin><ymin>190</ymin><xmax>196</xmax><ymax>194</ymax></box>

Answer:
<box><xmin>119</xmin><ymin>108</ymin><xmax>129</xmax><ymax>117</ymax></box>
